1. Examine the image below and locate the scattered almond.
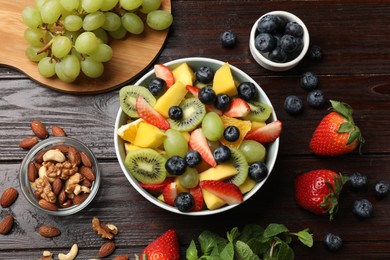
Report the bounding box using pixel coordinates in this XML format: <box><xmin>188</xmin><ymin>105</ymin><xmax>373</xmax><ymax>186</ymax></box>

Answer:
<box><xmin>98</xmin><ymin>241</ymin><xmax>116</xmax><ymax>258</ymax></box>
<box><xmin>31</xmin><ymin>120</ymin><xmax>49</xmax><ymax>139</ymax></box>
<box><xmin>19</xmin><ymin>136</ymin><xmax>39</xmax><ymax>149</ymax></box>
<box><xmin>68</xmin><ymin>146</ymin><xmax>81</xmax><ymax>165</ymax></box>
<box><xmin>38</xmin><ymin>225</ymin><xmax>61</xmax><ymax>238</ymax></box>
<box><xmin>1</xmin><ymin>187</ymin><xmax>19</xmax><ymax>208</ymax></box>
<box><xmin>80</xmin><ymin>166</ymin><xmax>96</xmax><ymax>182</ymax></box>
<box><xmin>113</xmin><ymin>256</ymin><xmax>129</xmax><ymax>260</ymax></box>
<box><xmin>39</xmin><ymin>199</ymin><xmax>58</xmax><ymax>211</ymax></box>
<box><xmin>80</xmin><ymin>151</ymin><xmax>92</xmax><ymax>168</ymax></box>
<box><xmin>28</xmin><ymin>161</ymin><xmax>38</xmax><ymax>182</ymax></box>
<box><xmin>51</xmin><ymin>125</ymin><xmax>66</xmax><ymax>137</ymax></box>
<box><xmin>0</xmin><ymin>215</ymin><xmax>14</xmax><ymax>235</ymax></box>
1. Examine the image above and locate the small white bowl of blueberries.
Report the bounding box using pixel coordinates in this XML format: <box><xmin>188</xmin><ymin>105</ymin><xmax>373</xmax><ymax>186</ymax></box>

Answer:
<box><xmin>249</xmin><ymin>11</ymin><xmax>310</xmax><ymax>71</ymax></box>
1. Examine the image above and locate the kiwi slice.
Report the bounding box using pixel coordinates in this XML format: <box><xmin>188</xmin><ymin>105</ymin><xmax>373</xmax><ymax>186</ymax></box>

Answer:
<box><xmin>120</xmin><ymin>85</ymin><xmax>156</xmax><ymax>118</ymax></box>
<box><xmin>228</xmin><ymin>148</ymin><xmax>249</xmax><ymax>186</ymax></box>
<box><xmin>243</xmin><ymin>101</ymin><xmax>272</xmax><ymax>122</ymax></box>
<box><xmin>124</xmin><ymin>148</ymin><xmax>167</xmax><ymax>184</ymax></box>
<box><xmin>168</xmin><ymin>98</ymin><xmax>206</xmax><ymax>132</ymax></box>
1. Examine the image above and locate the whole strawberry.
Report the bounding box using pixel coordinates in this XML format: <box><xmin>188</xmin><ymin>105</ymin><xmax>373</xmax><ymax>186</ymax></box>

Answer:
<box><xmin>295</xmin><ymin>169</ymin><xmax>348</xmax><ymax>220</ymax></box>
<box><xmin>309</xmin><ymin>100</ymin><xmax>364</xmax><ymax>156</ymax></box>
<box><xmin>141</xmin><ymin>229</ymin><xmax>180</xmax><ymax>260</ymax></box>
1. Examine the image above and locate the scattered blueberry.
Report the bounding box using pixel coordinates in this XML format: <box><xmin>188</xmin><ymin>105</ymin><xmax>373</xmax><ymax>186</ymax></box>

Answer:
<box><xmin>148</xmin><ymin>77</ymin><xmax>166</xmax><ymax>96</ymax></box>
<box><xmin>213</xmin><ymin>145</ymin><xmax>231</xmax><ymax>163</ymax></box>
<box><xmin>300</xmin><ymin>71</ymin><xmax>318</xmax><ymax>91</ymax></box>
<box><xmin>248</xmin><ymin>162</ymin><xmax>268</xmax><ymax>183</ymax></box>
<box><xmin>237</xmin><ymin>82</ymin><xmax>257</xmax><ymax>101</ymax></box>
<box><xmin>220</xmin><ymin>30</ymin><xmax>237</xmax><ymax>48</ymax></box>
<box><xmin>198</xmin><ymin>86</ymin><xmax>216</xmax><ymax>105</ymax></box>
<box><xmin>174</xmin><ymin>192</ymin><xmax>194</xmax><ymax>212</ymax></box>
<box><xmin>324</xmin><ymin>233</ymin><xmax>343</xmax><ymax>251</ymax></box>
<box><xmin>373</xmin><ymin>180</ymin><xmax>390</xmax><ymax>199</ymax></box>
<box><xmin>352</xmin><ymin>199</ymin><xmax>373</xmax><ymax>219</ymax></box>
<box><xmin>223</xmin><ymin>126</ymin><xmax>240</xmax><ymax>142</ymax></box>
<box><xmin>185</xmin><ymin>150</ymin><xmax>202</xmax><ymax>168</ymax></box>
<box><xmin>285</xmin><ymin>21</ymin><xmax>304</xmax><ymax>37</ymax></box>
<box><xmin>307</xmin><ymin>89</ymin><xmax>327</xmax><ymax>108</ymax></box>
<box><xmin>306</xmin><ymin>45</ymin><xmax>324</xmax><ymax>61</ymax></box>
<box><xmin>168</xmin><ymin>106</ymin><xmax>183</xmax><ymax>120</ymax></box>
<box><xmin>257</xmin><ymin>15</ymin><xmax>284</xmax><ymax>34</ymax></box>
<box><xmin>255</xmin><ymin>33</ymin><xmax>276</xmax><ymax>52</ymax></box>
<box><xmin>165</xmin><ymin>156</ymin><xmax>187</xmax><ymax>176</ymax></box>
<box><xmin>280</xmin><ymin>34</ymin><xmax>299</xmax><ymax>53</ymax></box>
<box><xmin>348</xmin><ymin>172</ymin><xmax>368</xmax><ymax>191</ymax></box>
<box><xmin>214</xmin><ymin>94</ymin><xmax>231</xmax><ymax>111</ymax></box>
<box><xmin>196</xmin><ymin>66</ymin><xmax>214</xmax><ymax>84</ymax></box>
<box><xmin>284</xmin><ymin>95</ymin><xmax>304</xmax><ymax>114</ymax></box>
<box><xmin>268</xmin><ymin>46</ymin><xmax>287</xmax><ymax>63</ymax></box>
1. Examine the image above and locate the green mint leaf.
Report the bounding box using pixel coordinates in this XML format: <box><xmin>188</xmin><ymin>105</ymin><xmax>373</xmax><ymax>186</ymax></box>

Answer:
<box><xmin>235</xmin><ymin>240</ymin><xmax>261</xmax><ymax>260</ymax></box>
<box><xmin>186</xmin><ymin>240</ymin><xmax>199</xmax><ymax>260</ymax></box>
<box><xmin>276</xmin><ymin>242</ymin><xmax>294</xmax><ymax>260</ymax></box>
<box><xmin>296</xmin><ymin>229</ymin><xmax>314</xmax><ymax>247</ymax></box>
<box><xmin>238</xmin><ymin>224</ymin><xmax>264</xmax><ymax>243</ymax></box>
<box><xmin>227</xmin><ymin>227</ymin><xmax>240</xmax><ymax>243</ymax></box>
<box><xmin>220</xmin><ymin>241</ymin><xmax>235</xmax><ymax>260</ymax></box>
<box><xmin>263</xmin><ymin>223</ymin><xmax>289</xmax><ymax>239</ymax></box>
<box><xmin>247</xmin><ymin>238</ymin><xmax>269</xmax><ymax>255</ymax></box>
<box><xmin>198</xmin><ymin>230</ymin><xmax>227</xmax><ymax>256</ymax></box>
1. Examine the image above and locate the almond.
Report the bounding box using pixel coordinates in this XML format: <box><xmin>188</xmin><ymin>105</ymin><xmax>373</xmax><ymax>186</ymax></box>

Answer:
<box><xmin>80</xmin><ymin>151</ymin><xmax>92</xmax><ymax>168</ymax></box>
<box><xmin>35</xmin><ymin>150</ymin><xmax>46</xmax><ymax>163</ymax></box>
<box><xmin>39</xmin><ymin>199</ymin><xmax>58</xmax><ymax>211</ymax></box>
<box><xmin>81</xmin><ymin>179</ymin><xmax>92</xmax><ymax>188</ymax></box>
<box><xmin>51</xmin><ymin>145</ymin><xmax>69</xmax><ymax>154</ymax></box>
<box><xmin>51</xmin><ymin>125</ymin><xmax>66</xmax><ymax>137</ymax></box>
<box><xmin>28</xmin><ymin>161</ymin><xmax>38</xmax><ymax>182</ymax></box>
<box><xmin>52</xmin><ymin>178</ymin><xmax>63</xmax><ymax>196</ymax></box>
<box><xmin>98</xmin><ymin>242</ymin><xmax>116</xmax><ymax>258</ymax></box>
<box><xmin>73</xmin><ymin>193</ymin><xmax>89</xmax><ymax>205</ymax></box>
<box><xmin>60</xmin><ymin>200</ymin><xmax>72</xmax><ymax>208</ymax></box>
<box><xmin>1</xmin><ymin>188</ymin><xmax>18</xmax><ymax>208</ymax></box>
<box><xmin>113</xmin><ymin>256</ymin><xmax>129</xmax><ymax>260</ymax></box>
<box><xmin>58</xmin><ymin>188</ymin><xmax>67</xmax><ymax>205</ymax></box>
<box><xmin>31</xmin><ymin>120</ymin><xmax>49</xmax><ymax>139</ymax></box>
<box><xmin>68</xmin><ymin>146</ymin><xmax>81</xmax><ymax>166</ymax></box>
<box><xmin>38</xmin><ymin>225</ymin><xmax>61</xmax><ymax>238</ymax></box>
<box><xmin>19</xmin><ymin>136</ymin><xmax>39</xmax><ymax>149</ymax></box>
<box><xmin>80</xmin><ymin>166</ymin><xmax>96</xmax><ymax>182</ymax></box>
<box><xmin>0</xmin><ymin>215</ymin><xmax>14</xmax><ymax>235</ymax></box>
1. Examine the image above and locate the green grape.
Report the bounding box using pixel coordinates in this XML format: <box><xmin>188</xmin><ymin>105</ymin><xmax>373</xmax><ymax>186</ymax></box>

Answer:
<box><xmin>52</xmin><ymin>36</ymin><xmax>72</xmax><ymax>58</ymax></box>
<box><xmin>239</xmin><ymin>140</ymin><xmax>266</xmax><ymax>164</ymax></box>
<box><xmin>163</xmin><ymin>129</ymin><xmax>189</xmax><ymax>158</ymax></box>
<box><xmin>102</xmin><ymin>12</ymin><xmax>121</xmax><ymax>32</ymax></box>
<box><xmin>201</xmin><ymin>112</ymin><xmax>224</xmax><ymax>141</ymax></box>
<box><xmin>24</xmin><ymin>28</ymin><xmax>44</xmax><ymax>47</ymax></box>
<box><xmin>22</xmin><ymin>7</ymin><xmax>42</xmax><ymax>28</ymax></box>
<box><xmin>71</xmin><ymin>48</ymin><xmax>83</xmax><ymax>61</ymax></box>
<box><xmin>178</xmin><ymin>168</ymin><xmax>199</xmax><ymax>189</ymax></box>
<box><xmin>40</xmin><ymin>0</ymin><xmax>63</xmax><ymax>24</ymax></box>
<box><xmin>121</xmin><ymin>13</ymin><xmax>144</xmax><ymax>35</ymax></box>
<box><xmin>83</xmin><ymin>11</ymin><xmax>106</xmax><ymax>31</ymax></box>
<box><xmin>100</xmin><ymin>0</ymin><xmax>119</xmax><ymax>11</ymax></box>
<box><xmin>140</xmin><ymin>0</ymin><xmax>161</xmax><ymax>14</ymax></box>
<box><xmin>25</xmin><ymin>46</ymin><xmax>48</xmax><ymax>62</ymax></box>
<box><xmin>38</xmin><ymin>57</ymin><xmax>56</xmax><ymax>78</ymax></box>
<box><xmin>93</xmin><ymin>28</ymin><xmax>109</xmax><ymax>44</ymax></box>
<box><xmin>63</xmin><ymin>15</ymin><xmax>83</xmax><ymax>31</ymax></box>
<box><xmin>147</xmin><ymin>10</ymin><xmax>173</xmax><ymax>30</ymax></box>
<box><xmin>74</xmin><ymin>32</ymin><xmax>99</xmax><ymax>54</ymax></box>
<box><xmin>81</xmin><ymin>0</ymin><xmax>103</xmax><ymax>13</ymax></box>
<box><xmin>59</xmin><ymin>0</ymin><xmax>80</xmax><ymax>11</ymax></box>
<box><xmin>88</xmin><ymin>43</ymin><xmax>113</xmax><ymax>62</ymax></box>
<box><xmin>55</xmin><ymin>54</ymin><xmax>81</xmax><ymax>82</ymax></box>
<box><xmin>81</xmin><ymin>57</ymin><xmax>104</xmax><ymax>78</ymax></box>
<box><xmin>120</xmin><ymin>0</ymin><xmax>144</xmax><ymax>11</ymax></box>
<box><xmin>35</xmin><ymin>0</ymin><xmax>48</xmax><ymax>9</ymax></box>
<box><xmin>63</xmin><ymin>31</ymin><xmax>80</xmax><ymax>44</ymax></box>
<box><xmin>108</xmin><ymin>26</ymin><xmax>127</xmax><ymax>40</ymax></box>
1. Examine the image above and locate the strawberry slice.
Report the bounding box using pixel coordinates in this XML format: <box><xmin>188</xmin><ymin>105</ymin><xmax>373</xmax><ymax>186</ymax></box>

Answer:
<box><xmin>136</xmin><ymin>96</ymin><xmax>170</xmax><ymax>130</ymax></box>
<box><xmin>162</xmin><ymin>182</ymin><xmax>177</xmax><ymax>206</ymax></box>
<box><xmin>224</xmin><ymin>98</ymin><xmax>250</xmax><ymax>117</ymax></box>
<box><xmin>199</xmin><ymin>180</ymin><xmax>243</xmax><ymax>204</ymax></box>
<box><xmin>141</xmin><ymin>229</ymin><xmax>180</xmax><ymax>260</ymax></box>
<box><xmin>154</xmin><ymin>64</ymin><xmax>175</xmax><ymax>88</ymax></box>
<box><xmin>139</xmin><ymin>178</ymin><xmax>174</xmax><ymax>195</ymax></box>
<box><xmin>245</xmin><ymin>120</ymin><xmax>282</xmax><ymax>143</ymax></box>
<box><xmin>189</xmin><ymin>186</ymin><xmax>204</xmax><ymax>211</ymax></box>
<box><xmin>189</xmin><ymin>128</ymin><xmax>217</xmax><ymax>167</ymax></box>
<box><xmin>186</xmin><ymin>85</ymin><xmax>223</xmax><ymax>115</ymax></box>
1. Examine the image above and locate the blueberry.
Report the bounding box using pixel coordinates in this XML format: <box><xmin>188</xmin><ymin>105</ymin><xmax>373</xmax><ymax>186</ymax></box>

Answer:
<box><xmin>249</xmin><ymin>162</ymin><xmax>268</xmax><ymax>183</ymax></box>
<box><xmin>213</xmin><ymin>145</ymin><xmax>231</xmax><ymax>163</ymax></box>
<box><xmin>168</xmin><ymin>106</ymin><xmax>183</xmax><ymax>120</ymax></box>
<box><xmin>348</xmin><ymin>172</ymin><xmax>368</xmax><ymax>191</ymax></box>
<box><xmin>284</xmin><ymin>95</ymin><xmax>303</xmax><ymax>114</ymax></box>
<box><xmin>148</xmin><ymin>77</ymin><xmax>166</xmax><ymax>96</ymax></box>
<box><xmin>285</xmin><ymin>21</ymin><xmax>304</xmax><ymax>37</ymax></box>
<box><xmin>307</xmin><ymin>89</ymin><xmax>327</xmax><ymax>108</ymax></box>
<box><xmin>214</xmin><ymin>94</ymin><xmax>231</xmax><ymax>111</ymax></box>
<box><xmin>174</xmin><ymin>192</ymin><xmax>194</xmax><ymax>212</ymax></box>
<box><xmin>257</xmin><ymin>15</ymin><xmax>283</xmax><ymax>34</ymax></box>
<box><xmin>237</xmin><ymin>82</ymin><xmax>257</xmax><ymax>101</ymax></box>
<box><xmin>185</xmin><ymin>150</ymin><xmax>202</xmax><ymax>168</ymax></box>
<box><xmin>352</xmin><ymin>199</ymin><xmax>373</xmax><ymax>219</ymax></box>
<box><xmin>306</xmin><ymin>45</ymin><xmax>324</xmax><ymax>61</ymax></box>
<box><xmin>373</xmin><ymin>180</ymin><xmax>390</xmax><ymax>199</ymax></box>
<box><xmin>165</xmin><ymin>156</ymin><xmax>187</xmax><ymax>176</ymax></box>
<box><xmin>223</xmin><ymin>126</ymin><xmax>240</xmax><ymax>142</ymax></box>
<box><xmin>324</xmin><ymin>233</ymin><xmax>343</xmax><ymax>251</ymax></box>
<box><xmin>268</xmin><ymin>46</ymin><xmax>287</xmax><ymax>63</ymax></box>
<box><xmin>220</xmin><ymin>30</ymin><xmax>237</xmax><ymax>48</ymax></box>
<box><xmin>300</xmin><ymin>71</ymin><xmax>318</xmax><ymax>91</ymax></box>
<box><xmin>196</xmin><ymin>66</ymin><xmax>214</xmax><ymax>84</ymax></box>
<box><xmin>198</xmin><ymin>86</ymin><xmax>216</xmax><ymax>105</ymax></box>
<box><xmin>280</xmin><ymin>34</ymin><xmax>299</xmax><ymax>53</ymax></box>
<box><xmin>254</xmin><ymin>33</ymin><xmax>276</xmax><ymax>52</ymax></box>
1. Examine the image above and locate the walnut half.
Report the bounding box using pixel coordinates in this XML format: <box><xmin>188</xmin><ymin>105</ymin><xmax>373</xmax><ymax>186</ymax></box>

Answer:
<box><xmin>92</xmin><ymin>217</ymin><xmax>118</xmax><ymax>240</ymax></box>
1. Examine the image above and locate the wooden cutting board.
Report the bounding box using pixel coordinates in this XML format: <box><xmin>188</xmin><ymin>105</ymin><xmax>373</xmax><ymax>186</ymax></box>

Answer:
<box><xmin>0</xmin><ymin>0</ymin><xmax>171</xmax><ymax>94</ymax></box>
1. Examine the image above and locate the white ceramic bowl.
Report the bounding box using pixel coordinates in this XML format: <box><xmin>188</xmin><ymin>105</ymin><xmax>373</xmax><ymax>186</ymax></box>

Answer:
<box><xmin>249</xmin><ymin>11</ymin><xmax>310</xmax><ymax>71</ymax></box>
<box><xmin>114</xmin><ymin>57</ymin><xmax>279</xmax><ymax>215</ymax></box>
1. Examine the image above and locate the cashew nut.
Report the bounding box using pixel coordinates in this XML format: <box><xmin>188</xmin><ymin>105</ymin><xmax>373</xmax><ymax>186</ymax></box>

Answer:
<box><xmin>43</xmin><ymin>149</ymin><xmax>66</xmax><ymax>163</ymax></box>
<box><xmin>38</xmin><ymin>165</ymin><xmax>56</xmax><ymax>183</ymax></box>
<box><xmin>58</xmin><ymin>244</ymin><xmax>78</xmax><ymax>260</ymax></box>
<box><xmin>65</xmin><ymin>173</ymin><xmax>83</xmax><ymax>193</ymax></box>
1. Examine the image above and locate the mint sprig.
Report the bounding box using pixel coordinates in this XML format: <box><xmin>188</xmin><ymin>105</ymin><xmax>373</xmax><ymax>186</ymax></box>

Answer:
<box><xmin>186</xmin><ymin>223</ymin><xmax>313</xmax><ymax>260</ymax></box>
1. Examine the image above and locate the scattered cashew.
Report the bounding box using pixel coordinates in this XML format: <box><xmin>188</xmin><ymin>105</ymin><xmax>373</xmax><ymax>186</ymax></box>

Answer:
<box><xmin>43</xmin><ymin>149</ymin><xmax>66</xmax><ymax>163</ymax></box>
<box><xmin>58</xmin><ymin>244</ymin><xmax>78</xmax><ymax>260</ymax></box>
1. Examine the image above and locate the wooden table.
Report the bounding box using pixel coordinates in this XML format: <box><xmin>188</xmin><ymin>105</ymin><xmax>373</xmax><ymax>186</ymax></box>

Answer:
<box><xmin>1</xmin><ymin>1</ymin><xmax>390</xmax><ymax>259</ymax></box>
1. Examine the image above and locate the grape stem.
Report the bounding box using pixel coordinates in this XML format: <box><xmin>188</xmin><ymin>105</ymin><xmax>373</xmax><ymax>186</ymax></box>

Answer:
<box><xmin>37</xmin><ymin>39</ymin><xmax>54</xmax><ymax>55</ymax></box>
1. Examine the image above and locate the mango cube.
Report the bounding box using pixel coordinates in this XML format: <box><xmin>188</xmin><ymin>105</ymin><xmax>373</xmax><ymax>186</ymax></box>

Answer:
<box><xmin>133</xmin><ymin>122</ymin><xmax>166</xmax><ymax>148</ymax></box>
<box><xmin>213</xmin><ymin>63</ymin><xmax>238</xmax><ymax>96</ymax></box>
<box><xmin>199</xmin><ymin>163</ymin><xmax>237</xmax><ymax>181</ymax></box>
<box><xmin>172</xmin><ymin>62</ymin><xmax>195</xmax><ymax>86</ymax></box>
<box><xmin>202</xmin><ymin>189</ymin><xmax>226</xmax><ymax>210</ymax></box>
<box><xmin>154</xmin><ymin>81</ymin><xmax>187</xmax><ymax>117</ymax></box>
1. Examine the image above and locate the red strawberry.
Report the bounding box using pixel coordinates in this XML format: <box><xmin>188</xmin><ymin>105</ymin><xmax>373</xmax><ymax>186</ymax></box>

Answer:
<box><xmin>295</xmin><ymin>169</ymin><xmax>348</xmax><ymax>220</ymax></box>
<box><xmin>190</xmin><ymin>186</ymin><xmax>204</xmax><ymax>211</ymax></box>
<box><xmin>141</xmin><ymin>229</ymin><xmax>180</xmax><ymax>260</ymax></box>
<box><xmin>136</xmin><ymin>96</ymin><xmax>170</xmax><ymax>130</ymax></box>
<box><xmin>154</xmin><ymin>64</ymin><xmax>175</xmax><ymax>88</ymax></box>
<box><xmin>186</xmin><ymin>85</ymin><xmax>222</xmax><ymax>115</ymax></box>
<box><xmin>244</xmin><ymin>120</ymin><xmax>282</xmax><ymax>143</ymax></box>
<box><xmin>199</xmin><ymin>180</ymin><xmax>243</xmax><ymax>204</ymax></box>
<box><xmin>162</xmin><ymin>182</ymin><xmax>177</xmax><ymax>206</ymax></box>
<box><xmin>139</xmin><ymin>178</ymin><xmax>174</xmax><ymax>195</ymax></box>
<box><xmin>189</xmin><ymin>128</ymin><xmax>217</xmax><ymax>167</ymax></box>
<box><xmin>224</xmin><ymin>98</ymin><xmax>250</xmax><ymax>117</ymax></box>
<box><xmin>309</xmin><ymin>100</ymin><xmax>364</xmax><ymax>156</ymax></box>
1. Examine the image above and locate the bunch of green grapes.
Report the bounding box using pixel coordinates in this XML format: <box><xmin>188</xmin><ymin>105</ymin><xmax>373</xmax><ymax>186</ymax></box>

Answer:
<box><xmin>22</xmin><ymin>0</ymin><xmax>173</xmax><ymax>83</ymax></box>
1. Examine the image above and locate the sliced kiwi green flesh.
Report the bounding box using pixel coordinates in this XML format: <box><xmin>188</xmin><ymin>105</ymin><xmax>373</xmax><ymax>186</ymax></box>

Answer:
<box><xmin>228</xmin><ymin>148</ymin><xmax>249</xmax><ymax>186</ymax></box>
<box><xmin>120</xmin><ymin>85</ymin><xmax>156</xmax><ymax>118</ymax></box>
<box><xmin>124</xmin><ymin>148</ymin><xmax>167</xmax><ymax>184</ymax></box>
<box><xmin>168</xmin><ymin>98</ymin><xmax>206</xmax><ymax>132</ymax></box>
<box><xmin>243</xmin><ymin>101</ymin><xmax>272</xmax><ymax>122</ymax></box>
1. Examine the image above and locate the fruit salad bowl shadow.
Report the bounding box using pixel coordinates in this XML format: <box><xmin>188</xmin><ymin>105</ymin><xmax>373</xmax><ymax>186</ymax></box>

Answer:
<box><xmin>114</xmin><ymin>57</ymin><xmax>279</xmax><ymax>216</ymax></box>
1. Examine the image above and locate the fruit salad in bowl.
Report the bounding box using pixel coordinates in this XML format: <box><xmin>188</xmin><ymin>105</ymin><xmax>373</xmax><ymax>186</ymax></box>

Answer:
<box><xmin>114</xmin><ymin>57</ymin><xmax>281</xmax><ymax>215</ymax></box>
